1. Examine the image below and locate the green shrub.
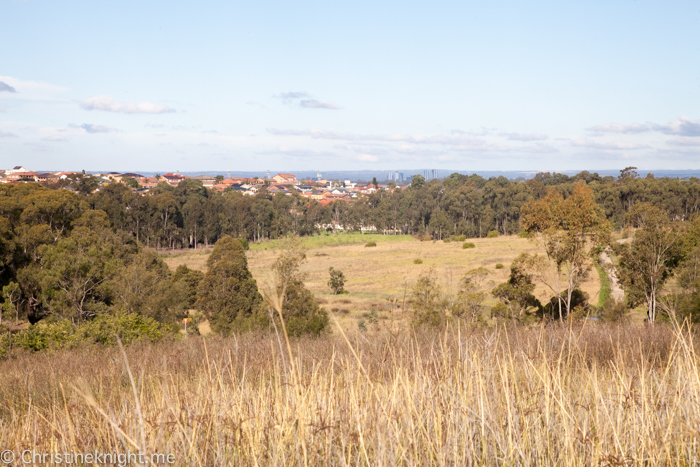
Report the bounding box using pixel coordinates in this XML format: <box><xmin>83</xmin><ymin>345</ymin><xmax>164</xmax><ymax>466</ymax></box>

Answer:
<box><xmin>451</xmin><ymin>234</ymin><xmax>467</xmax><ymax>242</ymax></box>
<box><xmin>365</xmin><ymin>241</ymin><xmax>377</xmax><ymax>247</ymax></box>
<box><xmin>463</xmin><ymin>242</ymin><xmax>475</xmax><ymax>249</ymax></box>
<box><xmin>487</xmin><ymin>230</ymin><xmax>499</xmax><ymax>238</ymax></box>
<box><xmin>443</xmin><ymin>238</ymin><xmax>451</xmax><ymax>243</ymax></box>
<box><xmin>495</xmin><ymin>263</ymin><xmax>504</xmax><ymax>269</ymax></box>
<box><xmin>2</xmin><ymin>312</ymin><xmax>166</xmax><ymax>357</ymax></box>
<box><xmin>414</xmin><ymin>259</ymin><xmax>423</xmax><ymax>264</ymax></box>
<box><xmin>328</xmin><ymin>267</ymin><xmax>346</xmax><ymax>294</ymax></box>
<box><xmin>518</xmin><ymin>231</ymin><xmax>529</xmax><ymax>238</ymax></box>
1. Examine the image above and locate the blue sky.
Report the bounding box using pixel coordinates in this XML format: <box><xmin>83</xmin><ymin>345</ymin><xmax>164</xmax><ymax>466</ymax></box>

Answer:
<box><xmin>1</xmin><ymin>0</ymin><xmax>699</xmax><ymax>172</ymax></box>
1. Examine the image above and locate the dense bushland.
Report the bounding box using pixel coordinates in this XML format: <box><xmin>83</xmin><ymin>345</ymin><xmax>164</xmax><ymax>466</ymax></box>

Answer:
<box><xmin>3</xmin><ymin>168</ymin><xmax>700</xmax><ymax>352</ymax></box>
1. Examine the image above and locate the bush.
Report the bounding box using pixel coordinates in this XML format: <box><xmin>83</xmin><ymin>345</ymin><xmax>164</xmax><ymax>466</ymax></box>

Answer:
<box><xmin>602</xmin><ymin>299</ymin><xmax>629</xmax><ymax>323</ymax></box>
<box><xmin>451</xmin><ymin>234</ymin><xmax>467</xmax><ymax>242</ymax></box>
<box><xmin>487</xmin><ymin>230</ymin><xmax>499</xmax><ymax>238</ymax></box>
<box><xmin>518</xmin><ymin>231</ymin><xmax>529</xmax><ymax>238</ymax></box>
<box><xmin>414</xmin><ymin>259</ymin><xmax>423</xmax><ymax>264</ymax></box>
<box><xmin>495</xmin><ymin>263</ymin><xmax>504</xmax><ymax>269</ymax></box>
<box><xmin>280</xmin><ymin>280</ymin><xmax>330</xmax><ymax>337</ymax></box>
<box><xmin>197</xmin><ymin>236</ymin><xmax>264</xmax><ymax>335</ymax></box>
<box><xmin>463</xmin><ymin>242</ymin><xmax>475</xmax><ymax>249</ymax></box>
<box><xmin>443</xmin><ymin>238</ymin><xmax>451</xmax><ymax>243</ymax></box>
<box><xmin>328</xmin><ymin>267</ymin><xmax>346</xmax><ymax>294</ymax></box>
<box><xmin>411</xmin><ymin>267</ymin><xmax>445</xmax><ymax>327</ymax></box>
<box><xmin>2</xmin><ymin>312</ymin><xmax>166</xmax><ymax>357</ymax></box>
<box><xmin>365</xmin><ymin>241</ymin><xmax>377</xmax><ymax>247</ymax></box>
<box><xmin>268</xmin><ymin>237</ymin><xmax>330</xmax><ymax>337</ymax></box>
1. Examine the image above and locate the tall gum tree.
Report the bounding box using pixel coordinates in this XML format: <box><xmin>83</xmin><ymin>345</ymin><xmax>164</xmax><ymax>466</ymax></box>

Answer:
<box><xmin>521</xmin><ymin>181</ymin><xmax>610</xmax><ymax>321</ymax></box>
<box><xmin>615</xmin><ymin>203</ymin><xmax>684</xmax><ymax>322</ymax></box>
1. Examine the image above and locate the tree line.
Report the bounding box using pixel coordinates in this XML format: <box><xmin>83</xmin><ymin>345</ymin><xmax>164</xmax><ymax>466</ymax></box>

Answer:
<box><xmin>2</xmin><ymin>167</ymin><xmax>700</xmax><ymax>354</ymax></box>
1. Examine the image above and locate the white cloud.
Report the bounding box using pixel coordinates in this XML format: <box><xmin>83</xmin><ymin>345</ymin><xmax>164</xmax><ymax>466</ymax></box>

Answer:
<box><xmin>41</xmin><ymin>135</ymin><xmax>67</xmax><ymax>142</ymax></box>
<box><xmin>571</xmin><ymin>139</ymin><xmax>648</xmax><ymax>150</ymax></box>
<box><xmin>0</xmin><ymin>129</ymin><xmax>18</xmax><ymax>137</ymax></box>
<box><xmin>80</xmin><ymin>123</ymin><xmax>117</xmax><ymax>133</ymax></box>
<box><xmin>499</xmin><ymin>132</ymin><xmax>548</xmax><ymax>141</ymax></box>
<box><xmin>299</xmin><ymin>99</ymin><xmax>340</xmax><ymax>110</ymax></box>
<box><xmin>275</xmin><ymin>92</ymin><xmax>341</xmax><ymax>110</ymax></box>
<box><xmin>357</xmin><ymin>154</ymin><xmax>378</xmax><ymax>162</ymax></box>
<box><xmin>667</xmin><ymin>137</ymin><xmax>700</xmax><ymax>147</ymax></box>
<box><xmin>651</xmin><ymin>116</ymin><xmax>700</xmax><ymax>137</ymax></box>
<box><xmin>518</xmin><ymin>144</ymin><xmax>559</xmax><ymax>153</ymax></box>
<box><xmin>0</xmin><ymin>81</ymin><xmax>17</xmax><ymax>93</ymax></box>
<box><xmin>80</xmin><ymin>95</ymin><xmax>175</xmax><ymax>114</ymax></box>
<box><xmin>276</xmin><ymin>91</ymin><xmax>312</xmax><ymax>99</ymax></box>
<box><xmin>586</xmin><ymin>123</ymin><xmax>650</xmax><ymax>134</ymax></box>
<box><xmin>266</xmin><ymin>127</ymin><xmax>486</xmax><ymax>146</ymax></box>
<box><xmin>0</xmin><ymin>75</ymin><xmax>69</xmax><ymax>96</ymax></box>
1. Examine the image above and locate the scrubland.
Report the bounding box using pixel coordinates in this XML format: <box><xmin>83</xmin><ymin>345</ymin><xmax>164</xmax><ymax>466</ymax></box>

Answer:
<box><xmin>1</xmin><ymin>323</ymin><xmax>699</xmax><ymax>465</ymax></box>
<box><xmin>163</xmin><ymin>234</ymin><xmax>604</xmax><ymax>330</ymax></box>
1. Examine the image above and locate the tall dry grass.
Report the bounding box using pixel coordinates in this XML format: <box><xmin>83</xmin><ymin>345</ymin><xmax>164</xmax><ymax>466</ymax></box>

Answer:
<box><xmin>1</xmin><ymin>323</ymin><xmax>700</xmax><ymax>465</ymax></box>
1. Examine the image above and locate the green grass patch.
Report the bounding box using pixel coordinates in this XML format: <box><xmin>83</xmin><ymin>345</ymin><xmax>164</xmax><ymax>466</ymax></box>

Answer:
<box><xmin>249</xmin><ymin>233</ymin><xmax>416</xmax><ymax>251</ymax></box>
<box><xmin>596</xmin><ymin>262</ymin><xmax>612</xmax><ymax>307</ymax></box>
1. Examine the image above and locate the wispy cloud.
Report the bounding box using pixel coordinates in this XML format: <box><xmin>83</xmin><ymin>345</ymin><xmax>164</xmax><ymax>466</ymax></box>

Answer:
<box><xmin>80</xmin><ymin>95</ymin><xmax>175</xmax><ymax>114</ymax></box>
<box><xmin>276</xmin><ymin>91</ymin><xmax>312</xmax><ymax>99</ymax></box>
<box><xmin>571</xmin><ymin>139</ymin><xmax>648</xmax><ymax>150</ymax></box>
<box><xmin>0</xmin><ymin>81</ymin><xmax>17</xmax><ymax>93</ymax></box>
<box><xmin>275</xmin><ymin>92</ymin><xmax>340</xmax><ymax>110</ymax></box>
<box><xmin>586</xmin><ymin>123</ymin><xmax>650</xmax><ymax>134</ymax></box>
<box><xmin>41</xmin><ymin>135</ymin><xmax>68</xmax><ymax>142</ymax></box>
<box><xmin>667</xmin><ymin>137</ymin><xmax>700</xmax><ymax>147</ymax></box>
<box><xmin>651</xmin><ymin>117</ymin><xmax>700</xmax><ymax>137</ymax></box>
<box><xmin>499</xmin><ymin>132</ymin><xmax>548</xmax><ymax>141</ymax></box>
<box><xmin>0</xmin><ymin>75</ymin><xmax>69</xmax><ymax>96</ymax></box>
<box><xmin>356</xmin><ymin>154</ymin><xmax>378</xmax><ymax>162</ymax></box>
<box><xmin>586</xmin><ymin>117</ymin><xmax>700</xmax><ymax>137</ymax></box>
<box><xmin>246</xmin><ymin>100</ymin><xmax>267</xmax><ymax>109</ymax></box>
<box><xmin>299</xmin><ymin>99</ymin><xmax>340</xmax><ymax>109</ymax></box>
<box><xmin>76</xmin><ymin>123</ymin><xmax>117</xmax><ymax>134</ymax></box>
<box><xmin>257</xmin><ymin>145</ymin><xmax>336</xmax><ymax>159</ymax></box>
<box><xmin>0</xmin><ymin>129</ymin><xmax>18</xmax><ymax>137</ymax></box>
<box><xmin>266</xmin><ymin>127</ymin><xmax>485</xmax><ymax>146</ymax></box>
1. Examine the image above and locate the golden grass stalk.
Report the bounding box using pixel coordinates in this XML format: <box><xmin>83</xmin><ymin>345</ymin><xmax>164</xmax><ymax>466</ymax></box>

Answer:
<box><xmin>2</xmin><ymin>323</ymin><xmax>700</xmax><ymax>465</ymax></box>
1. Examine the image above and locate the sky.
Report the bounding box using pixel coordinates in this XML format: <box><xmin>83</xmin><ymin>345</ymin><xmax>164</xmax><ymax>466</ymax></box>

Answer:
<box><xmin>1</xmin><ymin>0</ymin><xmax>699</xmax><ymax>173</ymax></box>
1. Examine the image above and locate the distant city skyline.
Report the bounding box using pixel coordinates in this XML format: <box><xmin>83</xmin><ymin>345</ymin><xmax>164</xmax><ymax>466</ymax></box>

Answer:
<box><xmin>1</xmin><ymin>1</ymin><xmax>699</xmax><ymax>171</ymax></box>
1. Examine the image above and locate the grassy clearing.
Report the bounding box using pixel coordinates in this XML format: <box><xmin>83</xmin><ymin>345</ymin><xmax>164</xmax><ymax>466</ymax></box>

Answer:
<box><xmin>1</xmin><ymin>323</ymin><xmax>699</xmax><ymax>465</ymax></box>
<box><xmin>163</xmin><ymin>235</ymin><xmax>602</xmax><ymax>328</ymax></box>
<box><xmin>248</xmin><ymin>233</ymin><xmax>417</xmax><ymax>251</ymax></box>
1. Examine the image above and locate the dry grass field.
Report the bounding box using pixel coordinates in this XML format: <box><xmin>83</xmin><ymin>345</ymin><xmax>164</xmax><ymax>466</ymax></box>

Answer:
<box><xmin>2</xmin><ymin>323</ymin><xmax>699</xmax><ymax>465</ymax></box>
<box><xmin>162</xmin><ymin>234</ymin><xmax>603</xmax><ymax>329</ymax></box>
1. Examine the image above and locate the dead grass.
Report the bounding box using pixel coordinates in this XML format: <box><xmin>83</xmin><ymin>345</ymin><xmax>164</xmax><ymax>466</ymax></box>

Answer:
<box><xmin>1</xmin><ymin>323</ymin><xmax>699</xmax><ymax>465</ymax></box>
<box><xmin>163</xmin><ymin>235</ymin><xmax>602</xmax><ymax>325</ymax></box>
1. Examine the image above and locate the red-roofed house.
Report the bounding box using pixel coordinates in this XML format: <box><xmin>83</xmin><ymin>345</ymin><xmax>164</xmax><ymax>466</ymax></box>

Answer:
<box><xmin>272</xmin><ymin>173</ymin><xmax>298</xmax><ymax>185</ymax></box>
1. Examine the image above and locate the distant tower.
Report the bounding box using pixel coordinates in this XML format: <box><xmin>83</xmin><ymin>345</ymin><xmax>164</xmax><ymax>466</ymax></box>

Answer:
<box><xmin>266</xmin><ymin>169</ymin><xmax>270</xmax><ymax>179</ymax></box>
<box><xmin>227</xmin><ymin>170</ymin><xmax>231</xmax><ymax>179</ymax></box>
<box><xmin>317</xmin><ymin>170</ymin><xmax>322</xmax><ymax>181</ymax></box>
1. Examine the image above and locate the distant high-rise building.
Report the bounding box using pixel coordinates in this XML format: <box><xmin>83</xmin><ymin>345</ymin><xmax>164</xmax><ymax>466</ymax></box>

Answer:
<box><xmin>423</xmin><ymin>169</ymin><xmax>438</xmax><ymax>180</ymax></box>
<box><xmin>317</xmin><ymin>171</ymin><xmax>322</xmax><ymax>181</ymax></box>
<box><xmin>387</xmin><ymin>170</ymin><xmax>405</xmax><ymax>182</ymax></box>
<box><xmin>266</xmin><ymin>170</ymin><xmax>271</xmax><ymax>179</ymax></box>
